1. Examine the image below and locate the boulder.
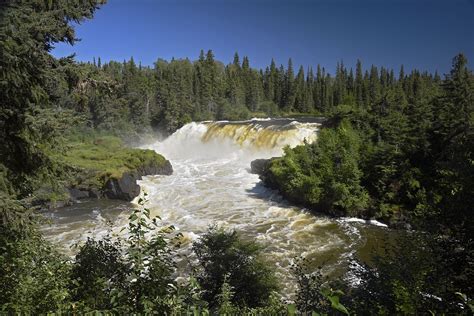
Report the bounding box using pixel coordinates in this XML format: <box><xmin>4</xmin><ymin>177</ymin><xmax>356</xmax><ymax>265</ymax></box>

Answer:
<box><xmin>250</xmin><ymin>158</ymin><xmax>270</xmax><ymax>175</ymax></box>
<box><xmin>139</xmin><ymin>159</ymin><xmax>173</xmax><ymax>176</ymax></box>
<box><xmin>94</xmin><ymin>160</ymin><xmax>173</xmax><ymax>201</ymax></box>
<box><xmin>68</xmin><ymin>188</ymin><xmax>90</xmax><ymax>200</ymax></box>
<box><xmin>63</xmin><ymin>154</ymin><xmax>174</xmax><ymax>204</ymax></box>
<box><xmin>104</xmin><ymin>172</ymin><xmax>141</xmax><ymax>201</ymax></box>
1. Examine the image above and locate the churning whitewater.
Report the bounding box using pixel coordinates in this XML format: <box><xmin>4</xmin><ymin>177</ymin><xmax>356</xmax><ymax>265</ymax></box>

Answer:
<box><xmin>138</xmin><ymin>119</ymin><xmax>375</xmax><ymax>288</ymax></box>
<box><xmin>42</xmin><ymin>118</ymin><xmax>388</xmax><ymax>294</ymax></box>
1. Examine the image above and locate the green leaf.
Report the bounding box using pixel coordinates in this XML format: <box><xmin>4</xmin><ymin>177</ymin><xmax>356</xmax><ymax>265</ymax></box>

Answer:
<box><xmin>287</xmin><ymin>304</ymin><xmax>296</xmax><ymax>315</ymax></box>
<box><xmin>327</xmin><ymin>294</ymin><xmax>350</xmax><ymax>315</ymax></box>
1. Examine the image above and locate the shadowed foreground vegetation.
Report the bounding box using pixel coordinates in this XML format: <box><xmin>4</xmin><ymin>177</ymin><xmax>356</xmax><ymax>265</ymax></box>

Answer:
<box><xmin>0</xmin><ymin>0</ymin><xmax>473</xmax><ymax>314</ymax></box>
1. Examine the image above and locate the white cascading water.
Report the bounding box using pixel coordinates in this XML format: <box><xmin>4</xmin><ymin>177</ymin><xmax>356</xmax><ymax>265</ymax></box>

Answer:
<box><xmin>42</xmin><ymin>118</ymin><xmax>388</xmax><ymax>295</ymax></box>
<box><xmin>138</xmin><ymin>119</ymin><xmax>366</xmax><ymax>292</ymax></box>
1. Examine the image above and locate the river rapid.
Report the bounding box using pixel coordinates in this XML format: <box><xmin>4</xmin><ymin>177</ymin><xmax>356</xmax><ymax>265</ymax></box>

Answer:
<box><xmin>42</xmin><ymin>118</ymin><xmax>394</xmax><ymax>295</ymax></box>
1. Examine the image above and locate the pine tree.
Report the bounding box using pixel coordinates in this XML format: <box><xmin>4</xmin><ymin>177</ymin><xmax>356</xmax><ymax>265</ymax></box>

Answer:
<box><xmin>294</xmin><ymin>66</ymin><xmax>306</xmax><ymax>112</ymax></box>
<box><xmin>282</xmin><ymin>58</ymin><xmax>295</xmax><ymax>111</ymax></box>
<box><xmin>369</xmin><ymin>65</ymin><xmax>380</xmax><ymax>106</ymax></box>
<box><xmin>432</xmin><ymin>53</ymin><xmax>474</xmax><ymax>228</ymax></box>
<box><xmin>233</xmin><ymin>52</ymin><xmax>240</xmax><ymax>68</ymax></box>
<box><xmin>347</xmin><ymin>68</ymin><xmax>354</xmax><ymax>97</ymax></box>
<box><xmin>269</xmin><ymin>59</ymin><xmax>279</xmax><ymax>104</ymax></box>
<box><xmin>0</xmin><ymin>0</ymin><xmax>104</xmax><ymax>197</ymax></box>
<box><xmin>226</xmin><ymin>63</ymin><xmax>244</xmax><ymax>106</ymax></box>
<box><xmin>355</xmin><ymin>60</ymin><xmax>364</xmax><ymax>107</ymax></box>
<box><xmin>399</xmin><ymin>64</ymin><xmax>405</xmax><ymax>81</ymax></box>
<box><xmin>304</xmin><ymin>67</ymin><xmax>315</xmax><ymax>113</ymax></box>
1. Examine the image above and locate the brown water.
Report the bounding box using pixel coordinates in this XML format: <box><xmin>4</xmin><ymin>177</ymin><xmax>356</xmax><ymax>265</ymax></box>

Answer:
<box><xmin>42</xmin><ymin>118</ymin><xmax>393</xmax><ymax>295</ymax></box>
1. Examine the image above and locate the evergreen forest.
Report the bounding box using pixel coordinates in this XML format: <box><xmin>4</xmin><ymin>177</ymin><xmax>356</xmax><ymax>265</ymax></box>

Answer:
<box><xmin>0</xmin><ymin>1</ymin><xmax>473</xmax><ymax>315</ymax></box>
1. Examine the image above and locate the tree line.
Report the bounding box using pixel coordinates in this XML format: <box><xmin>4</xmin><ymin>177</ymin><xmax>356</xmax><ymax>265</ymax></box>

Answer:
<box><xmin>1</xmin><ymin>0</ymin><xmax>473</xmax><ymax>314</ymax></box>
<box><xmin>261</xmin><ymin>53</ymin><xmax>474</xmax><ymax>313</ymax></box>
<box><xmin>51</xmin><ymin>49</ymin><xmax>442</xmax><ymax>135</ymax></box>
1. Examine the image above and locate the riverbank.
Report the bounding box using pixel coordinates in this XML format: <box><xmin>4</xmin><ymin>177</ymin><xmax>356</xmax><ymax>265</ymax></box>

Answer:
<box><xmin>43</xmin><ymin>120</ymin><xmax>391</xmax><ymax>293</ymax></box>
<box><xmin>28</xmin><ymin>135</ymin><xmax>172</xmax><ymax>209</ymax></box>
<box><xmin>251</xmin><ymin>156</ymin><xmax>408</xmax><ymax>229</ymax></box>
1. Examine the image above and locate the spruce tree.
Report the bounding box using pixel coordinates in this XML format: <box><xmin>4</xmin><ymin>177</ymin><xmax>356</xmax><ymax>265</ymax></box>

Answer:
<box><xmin>233</xmin><ymin>52</ymin><xmax>241</xmax><ymax>68</ymax></box>
<box><xmin>269</xmin><ymin>59</ymin><xmax>279</xmax><ymax>104</ymax></box>
<box><xmin>294</xmin><ymin>66</ymin><xmax>306</xmax><ymax>112</ymax></box>
<box><xmin>282</xmin><ymin>58</ymin><xmax>295</xmax><ymax>111</ymax></box>
<box><xmin>355</xmin><ymin>60</ymin><xmax>364</xmax><ymax>107</ymax></box>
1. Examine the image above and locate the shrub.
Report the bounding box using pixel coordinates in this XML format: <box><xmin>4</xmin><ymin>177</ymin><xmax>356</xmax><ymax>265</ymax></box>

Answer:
<box><xmin>0</xmin><ymin>221</ymin><xmax>70</xmax><ymax>314</ymax></box>
<box><xmin>70</xmin><ymin>195</ymin><xmax>179</xmax><ymax>314</ymax></box>
<box><xmin>265</xmin><ymin>119</ymin><xmax>369</xmax><ymax>216</ymax></box>
<box><xmin>69</xmin><ymin>236</ymin><xmax>128</xmax><ymax>311</ymax></box>
<box><xmin>258</xmin><ymin>100</ymin><xmax>280</xmax><ymax>117</ymax></box>
<box><xmin>192</xmin><ymin>226</ymin><xmax>279</xmax><ymax>308</ymax></box>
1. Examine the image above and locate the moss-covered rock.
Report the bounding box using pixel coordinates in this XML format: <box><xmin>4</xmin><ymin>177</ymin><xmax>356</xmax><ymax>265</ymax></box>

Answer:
<box><xmin>46</xmin><ymin>135</ymin><xmax>173</xmax><ymax>205</ymax></box>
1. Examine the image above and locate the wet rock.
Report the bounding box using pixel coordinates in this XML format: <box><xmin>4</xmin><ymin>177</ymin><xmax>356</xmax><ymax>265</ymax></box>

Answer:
<box><xmin>68</xmin><ymin>188</ymin><xmax>90</xmax><ymax>200</ymax></box>
<box><xmin>139</xmin><ymin>159</ymin><xmax>173</xmax><ymax>176</ymax></box>
<box><xmin>29</xmin><ymin>185</ymin><xmax>72</xmax><ymax>210</ymax></box>
<box><xmin>250</xmin><ymin>158</ymin><xmax>270</xmax><ymax>175</ymax></box>
<box><xmin>104</xmin><ymin>172</ymin><xmax>141</xmax><ymax>201</ymax></box>
<box><xmin>87</xmin><ymin>188</ymin><xmax>100</xmax><ymax>199</ymax></box>
<box><xmin>51</xmin><ymin>154</ymin><xmax>175</xmax><ymax>206</ymax></box>
<box><xmin>95</xmin><ymin>160</ymin><xmax>173</xmax><ymax>201</ymax></box>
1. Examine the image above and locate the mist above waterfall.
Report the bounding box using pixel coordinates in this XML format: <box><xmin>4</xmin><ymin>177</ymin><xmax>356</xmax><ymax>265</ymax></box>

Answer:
<box><xmin>42</xmin><ymin>118</ymin><xmax>390</xmax><ymax>297</ymax></box>
<box><xmin>146</xmin><ymin>118</ymin><xmax>321</xmax><ymax>161</ymax></box>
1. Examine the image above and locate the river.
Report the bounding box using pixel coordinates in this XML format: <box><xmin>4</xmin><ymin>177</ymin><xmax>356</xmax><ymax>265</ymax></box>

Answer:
<box><xmin>42</xmin><ymin>118</ymin><xmax>394</xmax><ymax>295</ymax></box>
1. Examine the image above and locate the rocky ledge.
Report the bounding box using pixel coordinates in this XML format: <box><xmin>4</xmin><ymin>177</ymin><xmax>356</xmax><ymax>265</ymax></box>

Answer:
<box><xmin>250</xmin><ymin>158</ymin><xmax>271</xmax><ymax>175</ymax></box>
<box><xmin>68</xmin><ymin>159</ymin><xmax>173</xmax><ymax>202</ymax></box>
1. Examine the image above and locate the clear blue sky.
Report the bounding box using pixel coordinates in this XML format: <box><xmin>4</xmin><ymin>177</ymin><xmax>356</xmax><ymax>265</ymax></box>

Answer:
<box><xmin>52</xmin><ymin>0</ymin><xmax>474</xmax><ymax>75</ymax></box>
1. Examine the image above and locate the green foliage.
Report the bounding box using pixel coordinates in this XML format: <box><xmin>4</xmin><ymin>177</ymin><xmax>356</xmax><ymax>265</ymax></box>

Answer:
<box><xmin>69</xmin><ymin>236</ymin><xmax>128</xmax><ymax>311</ymax></box>
<box><xmin>56</xmin><ymin>135</ymin><xmax>167</xmax><ymax>180</ymax></box>
<box><xmin>343</xmin><ymin>233</ymin><xmax>474</xmax><ymax>315</ymax></box>
<box><xmin>291</xmin><ymin>258</ymin><xmax>350</xmax><ymax>315</ymax></box>
<box><xmin>69</xmin><ymin>195</ymin><xmax>179</xmax><ymax>314</ymax></box>
<box><xmin>259</xmin><ymin>54</ymin><xmax>473</xmax><ymax>315</ymax></box>
<box><xmin>265</xmin><ymin>119</ymin><xmax>368</xmax><ymax>216</ymax></box>
<box><xmin>292</xmin><ymin>258</ymin><xmax>332</xmax><ymax>314</ymax></box>
<box><xmin>0</xmin><ymin>0</ymin><xmax>105</xmax><ymax>198</ymax></box>
<box><xmin>258</xmin><ymin>100</ymin><xmax>280</xmax><ymax>116</ymax></box>
<box><xmin>216</xmin><ymin>275</ymin><xmax>239</xmax><ymax>315</ymax></box>
<box><xmin>263</xmin><ymin>54</ymin><xmax>473</xmax><ymax>230</ymax></box>
<box><xmin>347</xmin><ymin>235</ymin><xmax>430</xmax><ymax>314</ymax></box>
<box><xmin>121</xmin><ymin>199</ymin><xmax>178</xmax><ymax>314</ymax></box>
<box><xmin>1</xmin><ymin>1</ymin><xmax>473</xmax><ymax>314</ymax></box>
<box><xmin>216</xmin><ymin>99</ymin><xmax>252</xmax><ymax>121</ymax></box>
<box><xmin>192</xmin><ymin>226</ymin><xmax>280</xmax><ymax>308</ymax></box>
<box><xmin>0</xmin><ymin>216</ymin><xmax>70</xmax><ymax>314</ymax></box>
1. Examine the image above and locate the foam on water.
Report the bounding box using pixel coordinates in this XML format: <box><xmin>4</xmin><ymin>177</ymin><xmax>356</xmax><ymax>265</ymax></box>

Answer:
<box><xmin>42</xmin><ymin>118</ymin><xmax>390</xmax><ymax>296</ymax></box>
<box><xmin>137</xmin><ymin>120</ymin><xmax>358</xmax><ymax>293</ymax></box>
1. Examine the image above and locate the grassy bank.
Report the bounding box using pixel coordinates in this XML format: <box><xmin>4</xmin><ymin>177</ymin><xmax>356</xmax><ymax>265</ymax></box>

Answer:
<box><xmin>58</xmin><ymin>135</ymin><xmax>167</xmax><ymax>180</ymax></box>
<box><xmin>29</xmin><ymin>134</ymin><xmax>170</xmax><ymax>207</ymax></box>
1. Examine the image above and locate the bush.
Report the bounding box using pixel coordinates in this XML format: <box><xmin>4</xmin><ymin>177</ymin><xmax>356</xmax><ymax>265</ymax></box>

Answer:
<box><xmin>216</xmin><ymin>100</ymin><xmax>251</xmax><ymax>121</ymax></box>
<box><xmin>0</xmin><ymin>221</ymin><xmax>70</xmax><ymax>314</ymax></box>
<box><xmin>258</xmin><ymin>100</ymin><xmax>280</xmax><ymax>117</ymax></box>
<box><xmin>192</xmin><ymin>226</ymin><xmax>279</xmax><ymax>308</ymax></box>
<box><xmin>291</xmin><ymin>258</ymin><xmax>350</xmax><ymax>315</ymax></box>
<box><xmin>70</xmin><ymin>196</ymin><xmax>179</xmax><ymax>314</ymax></box>
<box><xmin>69</xmin><ymin>236</ymin><xmax>128</xmax><ymax>311</ymax></box>
<box><xmin>264</xmin><ymin>119</ymin><xmax>369</xmax><ymax>216</ymax></box>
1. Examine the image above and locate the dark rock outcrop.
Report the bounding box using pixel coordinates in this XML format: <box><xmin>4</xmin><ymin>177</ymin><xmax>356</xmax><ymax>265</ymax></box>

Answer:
<box><xmin>68</xmin><ymin>188</ymin><xmax>90</xmax><ymax>200</ymax></box>
<box><xmin>137</xmin><ymin>159</ymin><xmax>173</xmax><ymax>177</ymax></box>
<box><xmin>68</xmin><ymin>159</ymin><xmax>173</xmax><ymax>203</ymax></box>
<box><xmin>250</xmin><ymin>158</ymin><xmax>271</xmax><ymax>175</ymax></box>
<box><xmin>103</xmin><ymin>172</ymin><xmax>142</xmax><ymax>201</ymax></box>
